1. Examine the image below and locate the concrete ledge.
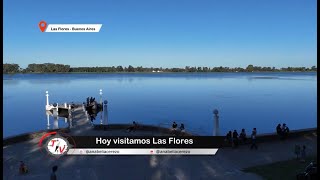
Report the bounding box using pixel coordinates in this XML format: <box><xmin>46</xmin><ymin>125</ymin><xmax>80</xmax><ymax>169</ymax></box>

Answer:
<box><xmin>223</xmin><ymin>127</ymin><xmax>317</xmax><ymax>147</ymax></box>
<box><xmin>257</xmin><ymin>127</ymin><xmax>317</xmax><ymax>140</ymax></box>
<box><xmin>94</xmin><ymin>124</ymin><xmax>194</xmax><ymax>136</ymax></box>
<box><xmin>3</xmin><ymin>128</ymin><xmax>70</xmax><ymax>146</ymax></box>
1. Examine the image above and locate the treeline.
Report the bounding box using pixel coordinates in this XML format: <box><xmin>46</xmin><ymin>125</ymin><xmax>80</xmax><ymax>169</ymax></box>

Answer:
<box><xmin>3</xmin><ymin>63</ymin><xmax>20</xmax><ymax>73</ymax></box>
<box><xmin>24</xmin><ymin>63</ymin><xmax>70</xmax><ymax>73</ymax></box>
<box><xmin>3</xmin><ymin>63</ymin><xmax>317</xmax><ymax>74</ymax></box>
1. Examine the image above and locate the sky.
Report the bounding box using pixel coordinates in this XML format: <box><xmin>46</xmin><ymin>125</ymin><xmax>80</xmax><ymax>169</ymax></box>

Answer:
<box><xmin>3</xmin><ymin>0</ymin><xmax>317</xmax><ymax>68</ymax></box>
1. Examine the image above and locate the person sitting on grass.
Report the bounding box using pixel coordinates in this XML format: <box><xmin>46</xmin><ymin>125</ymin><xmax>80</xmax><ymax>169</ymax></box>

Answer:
<box><xmin>239</xmin><ymin>128</ymin><xmax>247</xmax><ymax>143</ymax></box>
<box><xmin>19</xmin><ymin>161</ymin><xmax>28</xmax><ymax>174</ymax></box>
<box><xmin>179</xmin><ymin>123</ymin><xmax>185</xmax><ymax>133</ymax></box>
<box><xmin>126</xmin><ymin>121</ymin><xmax>138</xmax><ymax>132</ymax></box>
<box><xmin>171</xmin><ymin>122</ymin><xmax>178</xmax><ymax>135</ymax></box>
<box><xmin>172</xmin><ymin>122</ymin><xmax>178</xmax><ymax>130</ymax></box>
<box><xmin>281</xmin><ymin>123</ymin><xmax>290</xmax><ymax>138</ymax></box>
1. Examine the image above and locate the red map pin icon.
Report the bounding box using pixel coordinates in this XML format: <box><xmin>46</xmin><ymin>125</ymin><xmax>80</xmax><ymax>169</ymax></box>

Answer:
<box><xmin>39</xmin><ymin>21</ymin><xmax>47</xmax><ymax>32</ymax></box>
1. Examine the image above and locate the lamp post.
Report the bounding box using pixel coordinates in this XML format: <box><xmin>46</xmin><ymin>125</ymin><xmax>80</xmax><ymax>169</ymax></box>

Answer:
<box><xmin>103</xmin><ymin>100</ymin><xmax>108</xmax><ymax>125</ymax></box>
<box><xmin>99</xmin><ymin>89</ymin><xmax>103</xmax><ymax>105</ymax></box>
<box><xmin>69</xmin><ymin>112</ymin><xmax>73</xmax><ymax>128</ymax></box>
<box><xmin>100</xmin><ymin>110</ymin><xmax>103</xmax><ymax>125</ymax></box>
<box><xmin>213</xmin><ymin>109</ymin><xmax>219</xmax><ymax>136</ymax></box>
<box><xmin>67</xmin><ymin>104</ymin><xmax>71</xmax><ymax>123</ymax></box>
<box><xmin>46</xmin><ymin>111</ymin><xmax>50</xmax><ymax>129</ymax></box>
<box><xmin>45</xmin><ymin>91</ymin><xmax>50</xmax><ymax>110</ymax></box>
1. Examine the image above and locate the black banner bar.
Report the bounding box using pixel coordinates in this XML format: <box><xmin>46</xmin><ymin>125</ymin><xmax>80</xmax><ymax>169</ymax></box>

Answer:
<box><xmin>66</xmin><ymin>136</ymin><xmax>225</xmax><ymax>148</ymax></box>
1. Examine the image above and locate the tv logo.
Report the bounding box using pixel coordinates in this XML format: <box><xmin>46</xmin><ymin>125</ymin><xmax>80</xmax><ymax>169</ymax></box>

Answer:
<box><xmin>45</xmin><ymin>135</ymin><xmax>70</xmax><ymax>156</ymax></box>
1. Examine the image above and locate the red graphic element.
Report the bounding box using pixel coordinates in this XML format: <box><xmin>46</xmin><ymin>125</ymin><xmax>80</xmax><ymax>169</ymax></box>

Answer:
<box><xmin>59</xmin><ymin>145</ymin><xmax>66</xmax><ymax>153</ymax></box>
<box><xmin>50</xmin><ymin>139</ymin><xmax>58</xmax><ymax>147</ymax></box>
<box><xmin>38</xmin><ymin>131</ymin><xmax>57</xmax><ymax>147</ymax></box>
<box><xmin>38</xmin><ymin>20</ymin><xmax>47</xmax><ymax>32</ymax></box>
<box><xmin>150</xmin><ymin>150</ymin><xmax>153</xmax><ymax>153</ymax></box>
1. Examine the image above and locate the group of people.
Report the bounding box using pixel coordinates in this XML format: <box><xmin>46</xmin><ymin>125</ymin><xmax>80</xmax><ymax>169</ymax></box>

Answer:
<box><xmin>276</xmin><ymin>123</ymin><xmax>290</xmax><ymax>139</ymax></box>
<box><xmin>19</xmin><ymin>162</ymin><xmax>58</xmax><ymax>180</ymax></box>
<box><xmin>225</xmin><ymin>128</ymin><xmax>258</xmax><ymax>149</ymax></box>
<box><xmin>126</xmin><ymin>121</ymin><xmax>186</xmax><ymax>134</ymax></box>
<box><xmin>172</xmin><ymin>122</ymin><xmax>185</xmax><ymax>133</ymax></box>
<box><xmin>225</xmin><ymin>129</ymin><xmax>247</xmax><ymax>147</ymax></box>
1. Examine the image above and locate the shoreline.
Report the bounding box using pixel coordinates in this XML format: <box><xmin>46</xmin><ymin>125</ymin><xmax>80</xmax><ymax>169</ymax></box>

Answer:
<box><xmin>3</xmin><ymin>71</ymin><xmax>318</xmax><ymax>75</ymax></box>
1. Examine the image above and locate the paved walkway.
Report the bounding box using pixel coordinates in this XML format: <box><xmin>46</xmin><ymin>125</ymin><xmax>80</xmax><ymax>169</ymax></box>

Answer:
<box><xmin>3</xmin><ymin>108</ymin><xmax>317</xmax><ymax>180</ymax></box>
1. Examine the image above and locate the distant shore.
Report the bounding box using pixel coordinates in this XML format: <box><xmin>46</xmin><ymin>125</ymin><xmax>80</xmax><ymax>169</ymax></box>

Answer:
<box><xmin>3</xmin><ymin>63</ymin><xmax>317</xmax><ymax>74</ymax></box>
<box><xmin>3</xmin><ymin>71</ymin><xmax>317</xmax><ymax>75</ymax></box>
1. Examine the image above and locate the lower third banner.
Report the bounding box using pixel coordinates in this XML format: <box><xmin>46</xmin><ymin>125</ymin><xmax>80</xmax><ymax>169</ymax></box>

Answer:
<box><xmin>67</xmin><ymin>148</ymin><xmax>219</xmax><ymax>155</ymax></box>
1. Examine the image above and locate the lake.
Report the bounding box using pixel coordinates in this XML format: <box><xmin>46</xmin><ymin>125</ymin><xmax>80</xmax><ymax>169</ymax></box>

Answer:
<box><xmin>3</xmin><ymin>72</ymin><xmax>317</xmax><ymax>138</ymax></box>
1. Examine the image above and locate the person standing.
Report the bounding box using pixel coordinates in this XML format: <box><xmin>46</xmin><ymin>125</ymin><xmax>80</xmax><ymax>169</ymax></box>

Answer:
<box><xmin>250</xmin><ymin>128</ymin><xmax>258</xmax><ymax>150</ymax></box>
<box><xmin>232</xmin><ymin>130</ymin><xmax>239</xmax><ymax>148</ymax></box>
<box><xmin>51</xmin><ymin>165</ymin><xmax>58</xmax><ymax>180</ymax></box>
<box><xmin>300</xmin><ymin>145</ymin><xmax>306</xmax><ymax>162</ymax></box>
<box><xmin>239</xmin><ymin>128</ymin><xmax>247</xmax><ymax>143</ymax></box>
<box><xmin>294</xmin><ymin>144</ymin><xmax>301</xmax><ymax>160</ymax></box>
<box><xmin>225</xmin><ymin>131</ymin><xmax>232</xmax><ymax>145</ymax></box>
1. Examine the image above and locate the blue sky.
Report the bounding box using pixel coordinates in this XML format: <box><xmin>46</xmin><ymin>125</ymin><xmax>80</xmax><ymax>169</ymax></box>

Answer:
<box><xmin>3</xmin><ymin>0</ymin><xmax>317</xmax><ymax>68</ymax></box>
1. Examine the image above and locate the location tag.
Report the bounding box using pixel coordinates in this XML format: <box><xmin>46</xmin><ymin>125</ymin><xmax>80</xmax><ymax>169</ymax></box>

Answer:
<box><xmin>39</xmin><ymin>21</ymin><xmax>47</xmax><ymax>32</ymax></box>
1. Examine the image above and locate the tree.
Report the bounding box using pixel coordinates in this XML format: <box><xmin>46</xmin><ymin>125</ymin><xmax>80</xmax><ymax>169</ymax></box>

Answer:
<box><xmin>246</xmin><ymin>65</ymin><xmax>254</xmax><ymax>72</ymax></box>
<box><xmin>116</xmin><ymin>66</ymin><xmax>124</xmax><ymax>72</ymax></box>
<box><xmin>3</xmin><ymin>63</ymin><xmax>20</xmax><ymax>73</ymax></box>
<box><xmin>136</xmin><ymin>66</ymin><xmax>144</xmax><ymax>72</ymax></box>
<box><xmin>128</xmin><ymin>65</ymin><xmax>135</xmax><ymax>72</ymax></box>
<box><xmin>185</xmin><ymin>66</ymin><xmax>190</xmax><ymax>72</ymax></box>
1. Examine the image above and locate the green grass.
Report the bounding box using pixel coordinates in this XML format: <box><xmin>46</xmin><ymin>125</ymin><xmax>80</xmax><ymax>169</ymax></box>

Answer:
<box><xmin>243</xmin><ymin>156</ymin><xmax>317</xmax><ymax>180</ymax></box>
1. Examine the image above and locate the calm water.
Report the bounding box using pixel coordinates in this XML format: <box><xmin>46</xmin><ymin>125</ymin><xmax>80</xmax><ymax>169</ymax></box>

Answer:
<box><xmin>3</xmin><ymin>72</ymin><xmax>317</xmax><ymax>138</ymax></box>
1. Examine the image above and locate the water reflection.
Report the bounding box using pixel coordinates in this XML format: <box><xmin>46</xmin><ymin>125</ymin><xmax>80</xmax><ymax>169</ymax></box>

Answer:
<box><xmin>3</xmin><ymin>79</ymin><xmax>21</xmax><ymax>85</ymax></box>
<box><xmin>45</xmin><ymin>110</ymin><xmax>71</xmax><ymax>130</ymax></box>
<box><xmin>53</xmin><ymin>116</ymin><xmax>59</xmax><ymax>129</ymax></box>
